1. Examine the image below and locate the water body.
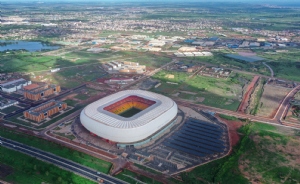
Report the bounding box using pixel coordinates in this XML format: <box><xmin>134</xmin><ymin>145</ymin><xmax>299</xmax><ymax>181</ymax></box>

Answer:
<box><xmin>0</xmin><ymin>40</ymin><xmax>60</xmax><ymax>52</ymax></box>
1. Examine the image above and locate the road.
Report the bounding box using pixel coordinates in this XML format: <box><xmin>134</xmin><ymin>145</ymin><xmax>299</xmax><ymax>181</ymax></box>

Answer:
<box><xmin>263</xmin><ymin>62</ymin><xmax>274</xmax><ymax>78</ymax></box>
<box><xmin>175</xmin><ymin>98</ymin><xmax>300</xmax><ymax>130</ymax></box>
<box><xmin>0</xmin><ymin>137</ymin><xmax>126</xmax><ymax>184</ymax></box>
<box><xmin>121</xmin><ymin>58</ymin><xmax>178</xmax><ymax>90</ymax></box>
<box><xmin>273</xmin><ymin>84</ymin><xmax>300</xmax><ymax>122</ymax></box>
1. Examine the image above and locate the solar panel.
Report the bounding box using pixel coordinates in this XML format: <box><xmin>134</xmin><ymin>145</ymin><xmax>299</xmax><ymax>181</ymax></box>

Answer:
<box><xmin>185</xmin><ymin>124</ymin><xmax>223</xmax><ymax>135</ymax></box>
<box><xmin>175</xmin><ymin>134</ymin><xmax>225</xmax><ymax>148</ymax></box>
<box><xmin>182</xmin><ymin>127</ymin><xmax>222</xmax><ymax>138</ymax></box>
<box><xmin>181</xmin><ymin>129</ymin><xmax>222</xmax><ymax>141</ymax></box>
<box><xmin>178</xmin><ymin>131</ymin><xmax>223</xmax><ymax>144</ymax></box>
<box><xmin>166</xmin><ymin>141</ymin><xmax>210</xmax><ymax>155</ymax></box>
<box><xmin>169</xmin><ymin>138</ymin><xmax>213</xmax><ymax>154</ymax></box>
<box><xmin>189</xmin><ymin>119</ymin><xmax>220</xmax><ymax>128</ymax></box>
<box><xmin>171</xmin><ymin>137</ymin><xmax>224</xmax><ymax>153</ymax></box>
<box><xmin>187</xmin><ymin>120</ymin><xmax>223</xmax><ymax>131</ymax></box>
<box><xmin>163</xmin><ymin>142</ymin><xmax>205</xmax><ymax>157</ymax></box>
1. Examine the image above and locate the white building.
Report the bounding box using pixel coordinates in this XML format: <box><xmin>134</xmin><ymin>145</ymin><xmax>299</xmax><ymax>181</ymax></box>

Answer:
<box><xmin>80</xmin><ymin>90</ymin><xmax>178</xmax><ymax>144</ymax></box>
<box><xmin>0</xmin><ymin>99</ymin><xmax>19</xmax><ymax>110</ymax></box>
<box><xmin>0</xmin><ymin>78</ymin><xmax>31</xmax><ymax>93</ymax></box>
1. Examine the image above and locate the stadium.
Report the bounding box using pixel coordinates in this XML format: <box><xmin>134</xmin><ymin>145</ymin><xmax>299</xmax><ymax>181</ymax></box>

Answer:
<box><xmin>80</xmin><ymin>90</ymin><xmax>178</xmax><ymax>145</ymax></box>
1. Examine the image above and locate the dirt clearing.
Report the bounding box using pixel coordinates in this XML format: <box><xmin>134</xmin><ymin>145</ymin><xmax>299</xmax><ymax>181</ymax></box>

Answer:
<box><xmin>257</xmin><ymin>85</ymin><xmax>291</xmax><ymax>118</ymax></box>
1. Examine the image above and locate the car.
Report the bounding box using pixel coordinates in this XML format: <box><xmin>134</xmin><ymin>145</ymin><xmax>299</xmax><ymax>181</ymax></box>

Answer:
<box><xmin>97</xmin><ymin>172</ymin><xmax>100</xmax><ymax>174</ymax></box>
<box><xmin>0</xmin><ymin>141</ymin><xmax>2</xmax><ymax>145</ymax></box>
<box><xmin>12</xmin><ymin>145</ymin><xmax>16</xmax><ymax>148</ymax></box>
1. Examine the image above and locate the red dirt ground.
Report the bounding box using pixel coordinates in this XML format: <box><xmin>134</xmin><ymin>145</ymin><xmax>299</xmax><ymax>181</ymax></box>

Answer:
<box><xmin>216</xmin><ymin>114</ymin><xmax>244</xmax><ymax>147</ymax></box>
<box><xmin>238</xmin><ymin>76</ymin><xmax>260</xmax><ymax>113</ymax></box>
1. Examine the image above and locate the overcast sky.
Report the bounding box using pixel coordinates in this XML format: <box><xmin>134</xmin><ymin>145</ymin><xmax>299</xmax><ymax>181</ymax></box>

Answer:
<box><xmin>1</xmin><ymin>0</ymin><xmax>300</xmax><ymax>6</ymax></box>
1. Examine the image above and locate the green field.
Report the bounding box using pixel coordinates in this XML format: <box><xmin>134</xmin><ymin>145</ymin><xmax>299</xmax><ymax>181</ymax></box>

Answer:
<box><xmin>255</xmin><ymin>49</ymin><xmax>300</xmax><ymax>81</ymax></box>
<box><xmin>0</xmin><ymin>146</ymin><xmax>96</xmax><ymax>184</ymax></box>
<box><xmin>181</xmin><ymin>122</ymin><xmax>300</xmax><ymax>183</ymax></box>
<box><xmin>0</xmin><ymin>105</ymin><xmax>22</xmax><ymax>114</ymax></box>
<box><xmin>0</xmin><ymin>127</ymin><xmax>112</xmax><ymax>174</ymax></box>
<box><xmin>152</xmin><ymin>70</ymin><xmax>251</xmax><ymax>111</ymax></box>
<box><xmin>6</xmin><ymin>106</ymin><xmax>82</xmax><ymax>129</ymax></box>
<box><xmin>115</xmin><ymin>169</ymin><xmax>162</xmax><ymax>184</ymax></box>
<box><xmin>0</xmin><ymin>52</ymin><xmax>59</xmax><ymax>73</ymax></box>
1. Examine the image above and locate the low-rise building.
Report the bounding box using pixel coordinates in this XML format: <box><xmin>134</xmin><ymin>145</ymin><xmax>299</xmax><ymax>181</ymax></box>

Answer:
<box><xmin>23</xmin><ymin>100</ymin><xmax>67</xmax><ymax>122</ymax></box>
<box><xmin>0</xmin><ymin>78</ymin><xmax>31</xmax><ymax>93</ymax></box>
<box><xmin>0</xmin><ymin>99</ymin><xmax>19</xmax><ymax>110</ymax></box>
<box><xmin>24</xmin><ymin>84</ymin><xmax>61</xmax><ymax>101</ymax></box>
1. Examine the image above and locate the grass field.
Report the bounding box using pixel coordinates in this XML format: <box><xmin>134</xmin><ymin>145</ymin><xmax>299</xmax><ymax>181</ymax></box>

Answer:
<box><xmin>247</xmin><ymin>78</ymin><xmax>266</xmax><ymax>115</ymax></box>
<box><xmin>43</xmin><ymin>64</ymin><xmax>107</xmax><ymax>88</ymax></box>
<box><xmin>6</xmin><ymin>106</ymin><xmax>82</xmax><ymax>129</ymax></box>
<box><xmin>257</xmin><ymin>85</ymin><xmax>291</xmax><ymax>118</ymax></box>
<box><xmin>0</xmin><ymin>52</ymin><xmax>59</xmax><ymax>73</ymax></box>
<box><xmin>0</xmin><ymin>105</ymin><xmax>22</xmax><ymax>115</ymax></box>
<box><xmin>115</xmin><ymin>169</ymin><xmax>162</xmax><ymax>184</ymax></box>
<box><xmin>181</xmin><ymin>122</ymin><xmax>300</xmax><ymax>183</ymax></box>
<box><xmin>0</xmin><ymin>146</ymin><xmax>96</xmax><ymax>184</ymax></box>
<box><xmin>0</xmin><ymin>127</ymin><xmax>112</xmax><ymax>173</ymax></box>
<box><xmin>151</xmin><ymin>70</ymin><xmax>250</xmax><ymax>111</ymax></box>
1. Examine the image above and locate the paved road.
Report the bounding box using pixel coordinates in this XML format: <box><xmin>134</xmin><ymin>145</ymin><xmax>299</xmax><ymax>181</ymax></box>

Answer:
<box><xmin>121</xmin><ymin>58</ymin><xmax>178</xmax><ymax>90</ymax></box>
<box><xmin>263</xmin><ymin>62</ymin><xmax>274</xmax><ymax>78</ymax></box>
<box><xmin>175</xmin><ymin>98</ymin><xmax>300</xmax><ymax>130</ymax></box>
<box><xmin>273</xmin><ymin>84</ymin><xmax>300</xmax><ymax>122</ymax></box>
<box><xmin>0</xmin><ymin>137</ymin><xmax>126</xmax><ymax>184</ymax></box>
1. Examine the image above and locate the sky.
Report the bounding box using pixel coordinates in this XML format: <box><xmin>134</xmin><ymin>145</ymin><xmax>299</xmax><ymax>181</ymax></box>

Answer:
<box><xmin>1</xmin><ymin>0</ymin><xmax>300</xmax><ymax>6</ymax></box>
<box><xmin>0</xmin><ymin>0</ymin><xmax>299</xmax><ymax>1</ymax></box>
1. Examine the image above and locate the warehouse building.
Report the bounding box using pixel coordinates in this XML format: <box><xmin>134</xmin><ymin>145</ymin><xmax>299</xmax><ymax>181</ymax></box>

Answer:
<box><xmin>24</xmin><ymin>100</ymin><xmax>67</xmax><ymax>122</ymax></box>
<box><xmin>0</xmin><ymin>78</ymin><xmax>31</xmax><ymax>93</ymax></box>
<box><xmin>0</xmin><ymin>99</ymin><xmax>19</xmax><ymax>110</ymax></box>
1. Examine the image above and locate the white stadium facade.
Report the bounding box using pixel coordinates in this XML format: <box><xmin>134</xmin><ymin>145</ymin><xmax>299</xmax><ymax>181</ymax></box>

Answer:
<box><xmin>80</xmin><ymin>90</ymin><xmax>178</xmax><ymax>146</ymax></box>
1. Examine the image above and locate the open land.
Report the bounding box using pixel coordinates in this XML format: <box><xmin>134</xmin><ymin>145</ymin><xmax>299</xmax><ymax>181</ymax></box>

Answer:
<box><xmin>181</xmin><ymin>120</ymin><xmax>300</xmax><ymax>184</ymax></box>
<box><xmin>151</xmin><ymin>70</ymin><xmax>252</xmax><ymax>111</ymax></box>
<box><xmin>0</xmin><ymin>146</ymin><xmax>96</xmax><ymax>184</ymax></box>
<box><xmin>257</xmin><ymin>85</ymin><xmax>291</xmax><ymax>118</ymax></box>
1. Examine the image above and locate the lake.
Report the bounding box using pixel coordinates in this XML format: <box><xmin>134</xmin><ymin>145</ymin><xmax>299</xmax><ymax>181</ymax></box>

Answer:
<box><xmin>0</xmin><ymin>40</ymin><xmax>60</xmax><ymax>52</ymax></box>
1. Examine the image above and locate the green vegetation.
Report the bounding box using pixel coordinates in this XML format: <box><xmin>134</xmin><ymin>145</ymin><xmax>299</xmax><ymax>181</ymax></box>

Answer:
<box><xmin>0</xmin><ymin>127</ymin><xmax>112</xmax><ymax>174</ymax></box>
<box><xmin>115</xmin><ymin>169</ymin><xmax>162</xmax><ymax>184</ymax></box>
<box><xmin>152</xmin><ymin>70</ymin><xmax>249</xmax><ymax>111</ymax></box>
<box><xmin>63</xmin><ymin>99</ymin><xmax>79</xmax><ymax>107</ymax></box>
<box><xmin>0</xmin><ymin>105</ymin><xmax>21</xmax><ymax>114</ymax></box>
<box><xmin>250</xmin><ymin>78</ymin><xmax>266</xmax><ymax>115</ymax></box>
<box><xmin>53</xmin><ymin>132</ymin><xmax>76</xmax><ymax>140</ymax></box>
<box><xmin>6</xmin><ymin>106</ymin><xmax>82</xmax><ymax>129</ymax></box>
<box><xmin>182</xmin><ymin>122</ymin><xmax>300</xmax><ymax>183</ymax></box>
<box><xmin>0</xmin><ymin>146</ymin><xmax>96</xmax><ymax>184</ymax></box>
<box><xmin>0</xmin><ymin>52</ymin><xmax>59</xmax><ymax>73</ymax></box>
<box><xmin>134</xmin><ymin>164</ymin><xmax>162</xmax><ymax>175</ymax></box>
<box><xmin>74</xmin><ymin>94</ymin><xmax>90</xmax><ymax>100</ymax></box>
<box><xmin>218</xmin><ymin>114</ymin><xmax>239</xmax><ymax>121</ymax></box>
<box><xmin>268</xmin><ymin>61</ymin><xmax>300</xmax><ymax>81</ymax></box>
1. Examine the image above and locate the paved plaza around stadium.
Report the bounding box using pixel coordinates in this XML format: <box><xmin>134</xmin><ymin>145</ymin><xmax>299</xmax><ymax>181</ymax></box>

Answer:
<box><xmin>57</xmin><ymin>95</ymin><xmax>231</xmax><ymax>174</ymax></box>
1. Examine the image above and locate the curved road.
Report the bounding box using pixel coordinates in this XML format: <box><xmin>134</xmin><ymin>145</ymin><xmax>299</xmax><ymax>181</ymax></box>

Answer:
<box><xmin>0</xmin><ymin>137</ymin><xmax>126</xmax><ymax>184</ymax></box>
<box><xmin>263</xmin><ymin>62</ymin><xmax>274</xmax><ymax>78</ymax></box>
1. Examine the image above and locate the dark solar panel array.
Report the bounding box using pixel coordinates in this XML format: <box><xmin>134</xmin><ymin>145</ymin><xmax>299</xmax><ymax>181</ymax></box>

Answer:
<box><xmin>164</xmin><ymin>118</ymin><xmax>226</xmax><ymax>157</ymax></box>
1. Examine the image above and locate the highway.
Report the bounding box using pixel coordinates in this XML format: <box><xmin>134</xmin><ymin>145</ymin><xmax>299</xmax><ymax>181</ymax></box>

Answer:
<box><xmin>0</xmin><ymin>137</ymin><xmax>126</xmax><ymax>184</ymax></box>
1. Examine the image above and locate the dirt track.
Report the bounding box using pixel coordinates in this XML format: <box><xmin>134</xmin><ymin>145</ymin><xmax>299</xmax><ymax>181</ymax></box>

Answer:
<box><xmin>237</xmin><ymin>76</ymin><xmax>260</xmax><ymax>113</ymax></box>
<box><xmin>217</xmin><ymin>114</ymin><xmax>244</xmax><ymax>147</ymax></box>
